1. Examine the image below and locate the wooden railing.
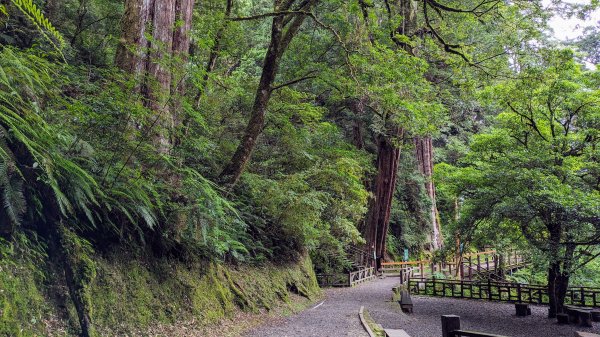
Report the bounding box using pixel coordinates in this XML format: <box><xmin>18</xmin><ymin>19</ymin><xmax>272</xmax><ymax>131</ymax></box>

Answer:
<box><xmin>317</xmin><ymin>267</ymin><xmax>376</xmax><ymax>287</ymax></box>
<box><xmin>382</xmin><ymin>250</ymin><xmax>525</xmax><ymax>282</ymax></box>
<box><xmin>349</xmin><ymin>267</ymin><xmax>376</xmax><ymax>286</ymax></box>
<box><xmin>316</xmin><ymin>273</ymin><xmax>352</xmax><ymax>287</ymax></box>
<box><xmin>409</xmin><ymin>278</ymin><xmax>600</xmax><ymax>308</ymax></box>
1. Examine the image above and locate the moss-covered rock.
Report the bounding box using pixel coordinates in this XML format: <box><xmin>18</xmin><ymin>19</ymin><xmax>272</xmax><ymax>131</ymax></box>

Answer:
<box><xmin>88</xmin><ymin>253</ymin><xmax>320</xmax><ymax>335</ymax></box>
<box><xmin>0</xmin><ymin>233</ymin><xmax>320</xmax><ymax>337</ymax></box>
<box><xmin>0</xmin><ymin>236</ymin><xmax>51</xmax><ymax>337</ymax></box>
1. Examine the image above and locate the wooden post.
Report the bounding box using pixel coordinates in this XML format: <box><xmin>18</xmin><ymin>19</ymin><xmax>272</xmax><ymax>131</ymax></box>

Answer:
<box><xmin>468</xmin><ymin>257</ymin><xmax>473</xmax><ymax>280</ymax></box>
<box><xmin>477</xmin><ymin>255</ymin><xmax>481</xmax><ymax>273</ymax></box>
<box><xmin>517</xmin><ymin>283</ymin><xmax>522</xmax><ymax>303</ymax></box>
<box><xmin>488</xmin><ymin>279</ymin><xmax>492</xmax><ymax>300</ymax></box>
<box><xmin>515</xmin><ymin>303</ymin><xmax>529</xmax><ymax>316</ymax></box>
<box><xmin>433</xmin><ymin>277</ymin><xmax>437</xmax><ymax>296</ymax></box>
<box><xmin>579</xmin><ymin>310</ymin><xmax>593</xmax><ymax>327</ymax></box>
<box><xmin>441</xmin><ymin>315</ymin><xmax>461</xmax><ymax>337</ymax></box>
<box><xmin>420</xmin><ymin>262</ymin><xmax>424</xmax><ymax>278</ymax></box>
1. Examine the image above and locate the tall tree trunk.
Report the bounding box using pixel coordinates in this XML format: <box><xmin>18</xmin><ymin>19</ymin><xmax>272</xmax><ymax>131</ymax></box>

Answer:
<box><xmin>547</xmin><ymin>222</ymin><xmax>565</xmax><ymax>317</ymax></box>
<box><xmin>360</xmin><ymin>0</ymin><xmax>417</xmax><ymax>262</ymax></box>
<box><xmin>414</xmin><ymin>136</ymin><xmax>443</xmax><ymax>250</ymax></box>
<box><xmin>548</xmin><ymin>231</ymin><xmax>574</xmax><ymax>318</ymax></box>
<box><xmin>115</xmin><ymin>0</ymin><xmax>194</xmax><ymax>153</ymax></box>
<box><xmin>219</xmin><ymin>0</ymin><xmax>317</xmax><ymax>186</ymax></box>
<box><xmin>365</xmin><ymin>128</ymin><xmax>403</xmax><ymax>261</ymax></box>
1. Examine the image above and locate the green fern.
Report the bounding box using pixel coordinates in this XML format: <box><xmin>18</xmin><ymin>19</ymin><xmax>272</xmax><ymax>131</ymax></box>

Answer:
<box><xmin>8</xmin><ymin>0</ymin><xmax>66</xmax><ymax>58</ymax></box>
<box><xmin>0</xmin><ymin>146</ymin><xmax>26</xmax><ymax>225</ymax></box>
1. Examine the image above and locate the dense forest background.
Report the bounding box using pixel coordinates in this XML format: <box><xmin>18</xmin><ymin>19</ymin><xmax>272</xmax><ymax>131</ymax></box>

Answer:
<box><xmin>0</xmin><ymin>0</ymin><xmax>598</xmax><ymax>336</ymax></box>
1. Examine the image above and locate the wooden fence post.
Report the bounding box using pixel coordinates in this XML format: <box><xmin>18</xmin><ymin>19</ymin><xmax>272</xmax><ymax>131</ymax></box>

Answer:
<box><xmin>468</xmin><ymin>257</ymin><xmax>473</xmax><ymax>280</ymax></box>
<box><xmin>441</xmin><ymin>315</ymin><xmax>461</xmax><ymax>337</ymax></box>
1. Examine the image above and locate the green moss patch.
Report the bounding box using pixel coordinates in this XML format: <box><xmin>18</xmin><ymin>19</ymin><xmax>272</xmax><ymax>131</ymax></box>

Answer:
<box><xmin>89</xmin><ymin>254</ymin><xmax>320</xmax><ymax>336</ymax></box>
<box><xmin>0</xmin><ymin>237</ymin><xmax>51</xmax><ymax>337</ymax></box>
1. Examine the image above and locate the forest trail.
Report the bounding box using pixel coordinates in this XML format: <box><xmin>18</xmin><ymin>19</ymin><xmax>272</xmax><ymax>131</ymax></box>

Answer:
<box><xmin>244</xmin><ymin>276</ymin><xmax>600</xmax><ymax>337</ymax></box>
<box><xmin>244</xmin><ymin>277</ymin><xmax>399</xmax><ymax>337</ymax></box>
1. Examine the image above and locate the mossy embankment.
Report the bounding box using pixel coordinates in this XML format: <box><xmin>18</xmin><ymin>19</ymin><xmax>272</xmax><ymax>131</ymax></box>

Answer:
<box><xmin>0</xmin><ymin>238</ymin><xmax>320</xmax><ymax>336</ymax></box>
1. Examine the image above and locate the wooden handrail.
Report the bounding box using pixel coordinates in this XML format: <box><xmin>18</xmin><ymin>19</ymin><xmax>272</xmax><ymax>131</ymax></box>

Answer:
<box><xmin>410</xmin><ymin>277</ymin><xmax>600</xmax><ymax>308</ymax></box>
<box><xmin>381</xmin><ymin>260</ymin><xmax>428</xmax><ymax>266</ymax></box>
<box><xmin>462</xmin><ymin>250</ymin><xmax>496</xmax><ymax>258</ymax></box>
<box><xmin>382</xmin><ymin>250</ymin><xmax>499</xmax><ymax>266</ymax></box>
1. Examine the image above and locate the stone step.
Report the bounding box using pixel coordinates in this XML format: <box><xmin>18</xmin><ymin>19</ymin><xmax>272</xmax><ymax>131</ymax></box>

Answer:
<box><xmin>384</xmin><ymin>328</ymin><xmax>411</xmax><ymax>337</ymax></box>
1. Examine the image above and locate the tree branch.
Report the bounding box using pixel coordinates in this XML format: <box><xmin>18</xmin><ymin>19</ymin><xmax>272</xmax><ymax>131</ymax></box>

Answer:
<box><xmin>271</xmin><ymin>71</ymin><xmax>318</xmax><ymax>91</ymax></box>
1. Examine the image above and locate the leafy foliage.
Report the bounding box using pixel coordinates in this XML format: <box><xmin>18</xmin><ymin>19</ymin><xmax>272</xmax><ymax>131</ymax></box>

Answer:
<box><xmin>7</xmin><ymin>0</ymin><xmax>65</xmax><ymax>55</ymax></box>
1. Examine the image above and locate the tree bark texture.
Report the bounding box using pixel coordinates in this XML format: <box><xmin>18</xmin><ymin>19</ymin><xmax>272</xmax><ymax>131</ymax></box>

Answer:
<box><xmin>219</xmin><ymin>0</ymin><xmax>317</xmax><ymax>186</ymax></box>
<box><xmin>365</xmin><ymin>128</ymin><xmax>403</xmax><ymax>260</ymax></box>
<box><xmin>115</xmin><ymin>0</ymin><xmax>194</xmax><ymax>153</ymax></box>
<box><xmin>547</xmin><ymin>221</ymin><xmax>574</xmax><ymax>318</ymax></box>
<box><xmin>414</xmin><ymin>136</ymin><xmax>443</xmax><ymax>250</ymax></box>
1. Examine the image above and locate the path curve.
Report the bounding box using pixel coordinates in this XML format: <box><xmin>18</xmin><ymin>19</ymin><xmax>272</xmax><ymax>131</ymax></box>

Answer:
<box><xmin>245</xmin><ymin>277</ymin><xmax>600</xmax><ymax>337</ymax></box>
<box><xmin>244</xmin><ymin>277</ymin><xmax>396</xmax><ymax>337</ymax></box>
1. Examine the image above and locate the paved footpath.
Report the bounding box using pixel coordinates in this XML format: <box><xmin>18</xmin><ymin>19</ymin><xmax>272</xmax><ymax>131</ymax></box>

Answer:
<box><xmin>244</xmin><ymin>277</ymin><xmax>396</xmax><ymax>337</ymax></box>
<box><xmin>245</xmin><ymin>277</ymin><xmax>600</xmax><ymax>337</ymax></box>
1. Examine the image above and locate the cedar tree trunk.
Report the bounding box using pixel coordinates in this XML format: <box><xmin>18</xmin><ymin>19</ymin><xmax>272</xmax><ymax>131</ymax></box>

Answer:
<box><xmin>115</xmin><ymin>0</ymin><xmax>194</xmax><ymax>152</ymax></box>
<box><xmin>365</xmin><ymin>129</ymin><xmax>403</xmax><ymax>260</ymax></box>
<box><xmin>414</xmin><ymin>136</ymin><xmax>443</xmax><ymax>250</ymax></box>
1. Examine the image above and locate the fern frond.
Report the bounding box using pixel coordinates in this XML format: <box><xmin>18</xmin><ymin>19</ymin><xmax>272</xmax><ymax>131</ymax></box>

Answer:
<box><xmin>8</xmin><ymin>0</ymin><xmax>66</xmax><ymax>59</ymax></box>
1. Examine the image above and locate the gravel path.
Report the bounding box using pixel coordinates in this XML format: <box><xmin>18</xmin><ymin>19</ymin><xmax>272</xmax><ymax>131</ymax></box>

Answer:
<box><xmin>245</xmin><ymin>277</ymin><xmax>600</xmax><ymax>337</ymax></box>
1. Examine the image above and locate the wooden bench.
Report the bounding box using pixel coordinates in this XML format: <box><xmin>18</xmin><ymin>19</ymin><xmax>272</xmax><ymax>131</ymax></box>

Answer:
<box><xmin>400</xmin><ymin>290</ymin><xmax>413</xmax><ymax>313</ymax></box>
<box><xmin>441</xmin><ymin>315</ymin><xmax>508</xmax><ymax>337</ymax></box>
<box><xmin>384</xmin><ymin>328</ymin><xmax>411</xmax><ymax>337</ymax></box>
